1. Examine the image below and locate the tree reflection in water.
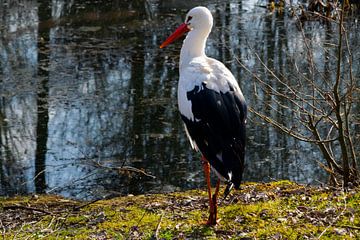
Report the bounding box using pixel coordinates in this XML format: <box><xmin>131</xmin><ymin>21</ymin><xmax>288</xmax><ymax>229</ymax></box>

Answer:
<box><xmin>0</xmin><ymin>0</ymin><xmax>358</xmax><ymax>200</ymax></box>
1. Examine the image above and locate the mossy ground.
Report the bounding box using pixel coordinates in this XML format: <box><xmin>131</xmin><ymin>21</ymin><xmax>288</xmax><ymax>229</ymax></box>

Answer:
<box><xmin>0</xmin><ymin>181</ymin><xmax>359</xmax><ymax>239</ymax></box>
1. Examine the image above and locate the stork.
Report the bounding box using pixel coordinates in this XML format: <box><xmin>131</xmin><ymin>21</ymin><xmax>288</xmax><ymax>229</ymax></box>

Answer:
<box><xmin>160</xmin><ymin>6</ymin><xmax>247</xmax><ymax>225</ymax></box>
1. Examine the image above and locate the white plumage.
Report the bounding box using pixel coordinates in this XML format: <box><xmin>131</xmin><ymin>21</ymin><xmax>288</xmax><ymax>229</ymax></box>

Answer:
<box><xmin>178</xmin><ymin>57</ymin><xmax>244</xmax><ymax>121</ymax></box>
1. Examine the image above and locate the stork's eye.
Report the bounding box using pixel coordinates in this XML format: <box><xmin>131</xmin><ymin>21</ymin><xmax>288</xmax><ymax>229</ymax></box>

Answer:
<box><xmin>186</xmin><ymin>16</ymin><xmax>192</xmax><ymax>23</ymax></box>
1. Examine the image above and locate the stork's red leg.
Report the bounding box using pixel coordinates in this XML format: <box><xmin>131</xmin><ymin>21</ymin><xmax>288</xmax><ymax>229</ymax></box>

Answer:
<box><xmin>202</xmin><ymin>156</ymin><xmax>212</xmax><ymax>205</ymax></box>
<box><xmin>201</xmin><ymin>156</ymin><xmax>216</xmax><ymax>225</ymax></box>
<box><xmin>212</xmin><ymin>179</ymin><xmax>221</xmax><ymax>223</ymax></box>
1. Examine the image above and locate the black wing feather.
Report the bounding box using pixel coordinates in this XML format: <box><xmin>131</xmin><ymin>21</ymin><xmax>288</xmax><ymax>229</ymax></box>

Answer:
<box><xmin>181</xmin><ymin>82</ymin><xmax>247</xmax><ymax>189</ymax></box>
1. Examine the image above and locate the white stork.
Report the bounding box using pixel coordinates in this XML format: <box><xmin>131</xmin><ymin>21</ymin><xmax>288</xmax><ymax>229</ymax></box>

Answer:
<box><xmin>160</xmin><ymin>6</ymin><xmax>247</xmax><ymax>225</ymax></box>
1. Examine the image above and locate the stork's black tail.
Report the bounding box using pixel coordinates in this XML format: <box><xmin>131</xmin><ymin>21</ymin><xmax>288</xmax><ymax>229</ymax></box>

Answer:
<box><xmin>222</xmin><ymin>137</ymin><xmax>245</xmax><ymax>200</ymax></box>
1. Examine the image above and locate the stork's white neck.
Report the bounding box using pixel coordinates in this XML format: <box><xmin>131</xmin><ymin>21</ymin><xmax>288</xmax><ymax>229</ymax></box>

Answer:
<box><xmin>180</xmin><ymin>28</ymin><xmax>210</xmax><ymax>69</ymax></box>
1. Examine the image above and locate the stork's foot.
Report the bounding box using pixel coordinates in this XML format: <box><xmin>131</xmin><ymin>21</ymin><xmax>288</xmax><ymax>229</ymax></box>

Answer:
<box><xmin>206</xmin><ymin>206</ymin><xmax>216</xmax><ymax>225</ymax></box>
<box><xmin>205</xmin><ymin>207</ymin><xmax>221</xmax><ymax>225</ymax></box>
<box><xmin>206</xmin><ymin>217</ymin><xmax>221</xmax><ymax>226</ymax></box>
<box><xmin>206</xmin><ymin>212</ymin><xmax>217</xmax><ymax>226</ymax></box>
<box><xmin>206</xmin><ymin>192</ymin><xmax>220</xmax><ymax>226</ymax></box>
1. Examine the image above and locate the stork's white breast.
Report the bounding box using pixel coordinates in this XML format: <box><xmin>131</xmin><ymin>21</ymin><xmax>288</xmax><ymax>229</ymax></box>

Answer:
<box><xmin>177</xmin><ymin>56</ymin><xmax>241</xmax><ymax>121</ymax></box>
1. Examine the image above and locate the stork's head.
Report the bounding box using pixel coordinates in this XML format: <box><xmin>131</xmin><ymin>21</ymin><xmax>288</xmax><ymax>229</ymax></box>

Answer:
<box><xmin>160</xmin><ymin>6</ymin><xmax>213</xmax><ymax>49</ymax></box>
<box><xmin>185</xmin><ymin>6</ymin><xmax>213</xmax><ymax>32</ymax></box>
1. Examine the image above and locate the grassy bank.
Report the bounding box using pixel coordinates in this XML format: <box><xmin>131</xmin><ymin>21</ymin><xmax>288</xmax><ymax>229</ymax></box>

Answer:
<box><xmin>0</xmin><ymin>181</ymin><xmax>359</xmax><ymax>239</ymax></box>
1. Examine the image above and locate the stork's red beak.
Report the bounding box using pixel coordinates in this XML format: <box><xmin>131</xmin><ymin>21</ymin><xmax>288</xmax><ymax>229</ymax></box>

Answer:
<box><xmin>160</xmin><ymin>23</ymin><xmax>190</xmax><ymax>49</ymax></box>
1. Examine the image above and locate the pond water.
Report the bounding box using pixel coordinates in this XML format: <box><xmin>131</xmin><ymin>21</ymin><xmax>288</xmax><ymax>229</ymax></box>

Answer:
<box><xmin>0</xmin><ymin>0</ymin><xmax>359</xmax><ymax>200</ymax></box>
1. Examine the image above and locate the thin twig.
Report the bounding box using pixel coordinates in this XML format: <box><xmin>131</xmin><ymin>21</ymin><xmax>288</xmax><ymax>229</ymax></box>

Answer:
<box><xmin>91</xmin><ymin>160</ymin><xmax>156</xmax><ymax>179</ymax></box>
<box><xmin>335</xmin><ymin>225</ymin><xmax>360</xmax><ymax>230</ymax></box>
<box><xmin>0</xmin><ymin>219</ymin><xmax>5</xmax><ymax>239</ymax></box>
<box><xmin>3</xmin><ymin>205</ymin><xmax>52</xmax><ymax>215</ymax></box>
<box><xmin>317</xmin><ymin>190</ymin><xmax>347</xmax><ymax>239</ymax></box>
<box><xmin>154</xmin><ymin>213</ymin><xmax>164</xmax><ymax>240</ymax></box>
<box><xmin>126</xmin><ymin>211</ymin><xmax>147</xmax><ymax>240</ymax></box>
<box><xmin>73</xmin><ymin>198</ymin><xmax>103</xmax><ymax>211</ymax></box>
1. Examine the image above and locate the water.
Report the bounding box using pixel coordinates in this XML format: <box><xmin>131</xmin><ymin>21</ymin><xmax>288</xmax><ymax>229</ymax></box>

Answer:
<box><xmin>0</xmin><ymin>0</ymin><xmax>359</xmax><ymax>200</ymax></box>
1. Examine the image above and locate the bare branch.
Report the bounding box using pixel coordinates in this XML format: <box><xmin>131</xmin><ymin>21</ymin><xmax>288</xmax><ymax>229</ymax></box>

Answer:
<box><xmin>249</xmin><ymin>107</ymin><xmax>338</xmax><ymax>144</ymax></box>
<box><xmin>3</xmin><ymin>205</ymin><xmax>53</xmax><ymax>215</ymax></box>
<box><xmin>91</xmin><ymin>160</ymin><xmax>156</xmax><ymax>179</ymax></box>
<box><xmin>333</xmin><ymin>2</ymin><xmax>350</xmax><ymax>188</ymax></box>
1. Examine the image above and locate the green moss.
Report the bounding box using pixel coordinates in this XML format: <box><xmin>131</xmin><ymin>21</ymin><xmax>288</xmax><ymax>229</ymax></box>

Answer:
<box><xmin>1</xmin><ymin>181</ymin><xmax>359</xmax><ymax>239</ymax></box>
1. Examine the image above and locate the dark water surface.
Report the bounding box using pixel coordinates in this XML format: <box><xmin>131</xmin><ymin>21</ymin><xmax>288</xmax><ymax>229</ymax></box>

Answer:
<box><xmin>1</xmin><ymin>0</ymin><xmax>359</xmax><ymax>200</ymax></box>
